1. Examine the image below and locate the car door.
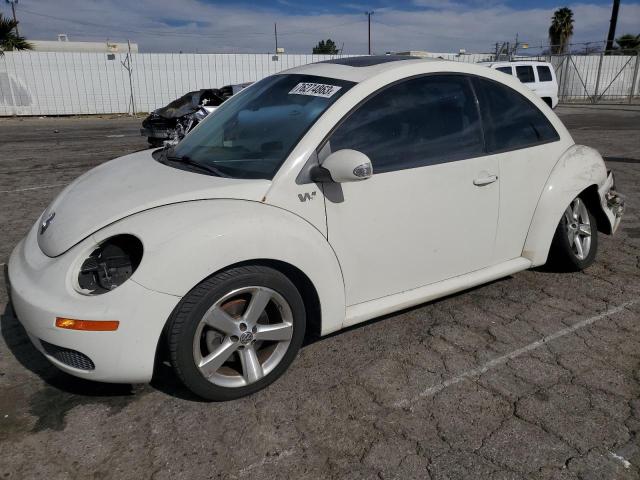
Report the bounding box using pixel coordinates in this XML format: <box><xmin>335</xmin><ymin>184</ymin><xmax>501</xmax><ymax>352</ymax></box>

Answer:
<box><xmin>471</xmin><ymin>76</ymin><xmax>565</xmax><ymax>262</ymax></box>
<box><xmin>515</xmin><ymin>65</ymin><xmax>537</xmax><ymax>93</ymax></box>
<box><xmin>534</xmin><ymin>65</ymin><xmax>557</xmax><ymax>101</ymax></box>
<box><xmin>320</xmin><ymin>74</ymin><xmax>500</xmax><ymax>306</ymax></box>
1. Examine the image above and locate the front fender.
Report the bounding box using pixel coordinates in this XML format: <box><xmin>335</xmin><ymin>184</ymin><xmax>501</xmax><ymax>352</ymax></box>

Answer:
<box><xmin>522</xmin><ymin>145</ymin><xmax>608</xmax><ymax>266</ymax></box>
<box><xmin>93</xmin><ymin>200</ymin><xmax>346</xmax><ymax>335</ymax></box>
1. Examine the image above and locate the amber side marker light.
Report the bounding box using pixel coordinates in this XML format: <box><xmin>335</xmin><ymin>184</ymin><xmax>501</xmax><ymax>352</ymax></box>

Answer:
<box><xmin>55</xmin><ymin>318</ymin><xmax>120</xmax><ymax>331</ymax></box>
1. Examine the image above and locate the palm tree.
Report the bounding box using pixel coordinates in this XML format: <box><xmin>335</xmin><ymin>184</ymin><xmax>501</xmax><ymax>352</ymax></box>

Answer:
<box><xmin>615</xmin><ymin>34</ymin><xmax>640</xmax><ymax>55</ymax></box>
<box><xmin>0</xmin><ymin>13</ymin><xmax>32</xmax><ymax>55</ymax></box>
<box><xmin>548</xmin><ymin>7</ymin><xmax>574</xmax><ymax>54</ymax></box>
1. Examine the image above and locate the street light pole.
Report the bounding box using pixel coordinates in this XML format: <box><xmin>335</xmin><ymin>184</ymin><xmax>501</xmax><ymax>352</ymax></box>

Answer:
<box><xmin>6</xmin><ymin>0</ymin><xmax>19</xmax><ymax>36</ymax></box>
<box><xmin>605</xmin><ymin>0</ymin><xmax>620</xmax><ymax>52</ymax></box>
<box><xmin>365</xmin><ymin>11</ymin><xmax>374</xmax><ymax>55</ymax></box>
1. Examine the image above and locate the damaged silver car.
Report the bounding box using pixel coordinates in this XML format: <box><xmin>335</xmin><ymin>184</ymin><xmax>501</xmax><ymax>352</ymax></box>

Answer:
<box><xmin>141</xmin><ymin>83</ymin><xmax>250</xmax><ymax>147</ymax></box>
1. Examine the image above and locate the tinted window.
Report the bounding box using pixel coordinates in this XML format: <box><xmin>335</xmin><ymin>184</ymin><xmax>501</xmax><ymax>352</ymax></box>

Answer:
<box><xmin>516</xmin><ymin>65</ymin><xmax>535</xmax><ymax>83</ymax></box>
<box><xmin>172</xmin><ymin>74</ymin><xmax>354</xmax><ymax>179</ymax></box>
<box><xmin>327</xmin><ymin>75</ymin><xmax>484</xmax><ymax>174</ymax></box>
<box><xmin>496</xmin><ymin>67</ymin><xmax>512</xmax><ymax>75</ymax></box>
<box><xmin>537</xmin><ymin>65</ymin><xmax>553</xmax><ymax>82</ymax></box>
<box><xmin>473</xmin><ymin>77</ymin><xmax>559</xmax><ymax>153</ymax></box>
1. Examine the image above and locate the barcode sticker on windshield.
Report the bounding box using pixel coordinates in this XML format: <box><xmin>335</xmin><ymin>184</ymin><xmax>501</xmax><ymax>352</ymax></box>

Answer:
<box><xmin>289</xmin><ymin>82</ymin><xmax>342</xmax><ymax>98</ymax></box>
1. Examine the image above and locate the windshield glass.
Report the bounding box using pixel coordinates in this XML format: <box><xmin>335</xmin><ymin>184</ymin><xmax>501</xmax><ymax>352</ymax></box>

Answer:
<box><xmin>171</xmin><ymin>74</ymin><xmax>355</xmax><ymax>179</ymax></box>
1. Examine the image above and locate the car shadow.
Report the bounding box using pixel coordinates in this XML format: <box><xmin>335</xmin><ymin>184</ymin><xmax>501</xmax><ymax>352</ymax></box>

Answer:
<box><xmin>1</xmin><ymin>301</ymin><xmax>212</xmax><ymax>405</ymax></box>
<box><xmin>2</xmin><ymin>274</ymin><xmax>514</xmax><ymax>407</ymax></box>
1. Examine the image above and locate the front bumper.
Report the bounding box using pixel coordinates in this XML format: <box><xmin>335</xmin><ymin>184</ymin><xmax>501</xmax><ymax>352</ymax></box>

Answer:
<box><xmin>140</xmin><ymin>127</ymin><xmax>171</xmax><ymax>140</ymax></box>
<box><xmin>7</xmin><ymin>224</ymin><xmax>180</xmax><ymax>383</ymax></box>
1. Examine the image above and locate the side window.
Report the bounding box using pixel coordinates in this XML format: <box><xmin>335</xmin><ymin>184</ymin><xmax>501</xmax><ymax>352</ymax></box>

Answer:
<box><xmin>327</xmin><ymin>75</ymin><xmax>484</xmax><ymax>174</ymax></box>
<box><xmin>473</xmin><ymin>77</ymin><xmax>559</xmax><ymax>153</ymax></box>
<box><xmin>515</xmin><ymin>65</ymin><xmax>535</xmax><ymax>83</ymax></box>
<box><xmin>496</xmin><ymin>67</ymin><xmax>512</xmax><ymax>75</ymax></box>
<box><xmin>537</xmin><ymin>66</ymin><xmax>553</xmax><ymax>82</ymax></box>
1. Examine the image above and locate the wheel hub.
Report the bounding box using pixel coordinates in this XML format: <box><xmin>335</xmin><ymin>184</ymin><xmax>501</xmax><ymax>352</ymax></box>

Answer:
<box><xmin>239</xmin><ymin>331</ymin><xmax>254</xmax><ymax>344</ymax></box>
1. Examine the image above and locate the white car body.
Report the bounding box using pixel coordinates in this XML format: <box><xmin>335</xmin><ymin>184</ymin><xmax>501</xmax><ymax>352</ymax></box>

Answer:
<box><xmin>480</xmin><ymin>61</ymin><xmax>559</xmax><ymax>108</ymax></box>
<box><xmin>8</xmin><ymin>56</ymin><xmax>622</xmax><ymax>386</ymax></box>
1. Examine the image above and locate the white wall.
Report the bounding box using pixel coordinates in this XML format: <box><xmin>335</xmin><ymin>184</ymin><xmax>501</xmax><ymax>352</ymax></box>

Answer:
<box><xmin>0</xmin><ymin>52</ymin><xmax>355</xmax><ymax>116</ymax></box>
<box><xmin>0</xmin><ymin>51</ymin><xmax>638</xmax><ymax>116</ymax></box>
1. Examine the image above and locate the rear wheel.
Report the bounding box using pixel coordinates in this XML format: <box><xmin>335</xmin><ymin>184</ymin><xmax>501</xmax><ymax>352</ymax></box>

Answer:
<box><xmin>167</xmin><ymin>265</ymin><xmax>306</xmax><ymax>401</ymax></box>
<box><xmin>548</xmin><ymin>196</ymin><xmax>598</xmax><ymax>271</ymax></box>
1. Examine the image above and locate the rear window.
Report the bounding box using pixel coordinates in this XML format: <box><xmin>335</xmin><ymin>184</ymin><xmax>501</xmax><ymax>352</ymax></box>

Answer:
<box><xmin>537</xmin><ymin>66</ymin><xmax>553</xmax><ymax>82</ymax></box>
<box><xmin>496</xmin><ymin>67</ymin><xmax>512</xmax><ymax>75</ymax></box>
<box><xmin>473</xmin><ymin>77</ymin><xmax>559</xmax><ymax>153</ymax></box>
<box><xmin>516</xmin><ymin>65</ymin><xmax>535</xmax><ymax>83</ymax></box>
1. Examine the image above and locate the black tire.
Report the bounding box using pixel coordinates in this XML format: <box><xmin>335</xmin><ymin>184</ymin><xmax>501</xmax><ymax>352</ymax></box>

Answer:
<box><xmin>542</xmin><ymin>97</ymin><xmax>553</xmax><ymax>108</ymax></box>
<box><xmin>167</xmin><ymin>265</ymin><xmax>306</xmax><ymax>401</ymax></box>
<box><xmin>547</xmin><ymin>196</ymin><xmax>598</xmax><ymax>272</ymax></box>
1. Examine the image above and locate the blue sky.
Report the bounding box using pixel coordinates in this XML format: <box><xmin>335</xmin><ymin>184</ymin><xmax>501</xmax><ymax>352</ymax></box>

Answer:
<box><xmin>204</xmin><ymin>0</ymin><xmax>624</xmax><ymax>13</ymax></box>
<box><xmin>4</xmin><ymin>0</ymin><xmax>640</xmax><ymax>53</ymax></box>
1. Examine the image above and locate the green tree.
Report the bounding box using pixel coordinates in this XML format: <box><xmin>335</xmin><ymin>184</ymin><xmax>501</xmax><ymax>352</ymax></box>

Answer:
<box><xmin>0</xmin><ymin>13</ymin><xmax>32</xmax><ymax>55</ymax></box>
<box><xmin>313</xmin><ymin>39</ymin><xmax>338</xmax><ymax>55</ymax></box>
<box><xmin>548</xmin><ymin>7</ymin><xmax>574</xmax><ymax>54</ymax></box>
<box><xmin>614</xmin><ymin>33</ymin><xmax>640</xmax><ymax>55</ymax></box>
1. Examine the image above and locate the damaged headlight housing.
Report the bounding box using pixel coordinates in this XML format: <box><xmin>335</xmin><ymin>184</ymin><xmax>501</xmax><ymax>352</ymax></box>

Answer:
<box><xmin>77</xmin><ymin>235</ymin><xmax>143</xmax><ymax>294</ymax></box>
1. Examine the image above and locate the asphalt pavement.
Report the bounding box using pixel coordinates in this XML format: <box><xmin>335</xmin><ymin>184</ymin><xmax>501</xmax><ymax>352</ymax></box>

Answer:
<box><xmin>1</xmin><ymin>105</ymin><xmax>639</xmax><ymax>479</ymax></box>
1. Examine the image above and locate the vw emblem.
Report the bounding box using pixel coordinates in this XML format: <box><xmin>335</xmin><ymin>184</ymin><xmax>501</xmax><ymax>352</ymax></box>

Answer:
<box><xmin>40</xmin><ymin>212</ymin><xmax>55</xmax><ymax>235</ymax></box>
<box><xmin>239</xmin><ymin>332</ymin><xmax>254</xmax><ymax>344</ymax></box>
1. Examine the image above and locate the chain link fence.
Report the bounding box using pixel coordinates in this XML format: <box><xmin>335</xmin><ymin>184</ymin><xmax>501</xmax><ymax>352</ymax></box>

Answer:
<box><xmin>548</xmin><ymin>52</ymin><xmax>640</xmax><ymax>104</ymax></box>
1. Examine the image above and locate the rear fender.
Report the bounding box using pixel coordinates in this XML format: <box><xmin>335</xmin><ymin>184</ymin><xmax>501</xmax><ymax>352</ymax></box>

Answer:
<box><xmin>522</xmin><ymin>145</ymin><xmax>609</xmax><ymax>266</ymax></box>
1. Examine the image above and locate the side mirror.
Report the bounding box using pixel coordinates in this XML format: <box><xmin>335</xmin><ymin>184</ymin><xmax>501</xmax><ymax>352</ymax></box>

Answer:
<box><xmin>311</xmin><ymin>149</ymin><xmax>373</xmax><ymax>183</ymax></box>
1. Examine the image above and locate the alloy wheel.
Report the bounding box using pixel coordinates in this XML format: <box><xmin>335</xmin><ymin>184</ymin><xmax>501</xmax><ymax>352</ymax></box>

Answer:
<box><xmin>563</xmin><ymin>198</ymin><xmax>592</xmax><ymax>261</ymax></box>
<box><xmin>192</xmin><ymin>286</ymin><xmax>294</xmax><ymax>388</ymax></box>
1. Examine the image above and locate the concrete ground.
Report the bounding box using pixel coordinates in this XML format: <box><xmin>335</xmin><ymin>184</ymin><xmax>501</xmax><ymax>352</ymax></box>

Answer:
<box><xmin>1</xmin><ymin>105</ymin><xmax>639</xmax><ymax>480</ymax></box>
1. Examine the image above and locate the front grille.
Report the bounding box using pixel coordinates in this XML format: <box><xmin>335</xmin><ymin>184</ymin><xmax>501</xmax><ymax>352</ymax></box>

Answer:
<box><xmin>40</xmin><ymin>340</ymin><xmax>95</xmax><ymax>371</ymax></box>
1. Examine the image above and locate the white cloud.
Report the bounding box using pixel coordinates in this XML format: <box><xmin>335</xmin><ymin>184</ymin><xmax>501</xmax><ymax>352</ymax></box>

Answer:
<box><xmin>4</xmin><ymin>0</ymin><xmax>640</xmax><ymax>54</ymax></box>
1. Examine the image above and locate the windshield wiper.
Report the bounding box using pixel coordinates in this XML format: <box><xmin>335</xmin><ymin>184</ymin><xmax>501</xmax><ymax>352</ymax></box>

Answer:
<box><xmin>164</xmin><ymin>153</ymin><xmax>229</xmax><ymax>178</ymax></box>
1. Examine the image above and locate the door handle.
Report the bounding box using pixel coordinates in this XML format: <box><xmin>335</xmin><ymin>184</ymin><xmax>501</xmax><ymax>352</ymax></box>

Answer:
<box><xmin>473</xmin><ymin>174</ymin><xmax>498</xmax><ymax>186</ymax></box>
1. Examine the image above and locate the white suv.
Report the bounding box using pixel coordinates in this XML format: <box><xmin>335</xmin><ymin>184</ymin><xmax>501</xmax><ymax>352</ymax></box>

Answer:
<box><xmin>480</xmin><ymin>61</ymin><xmax>559</xmax><ymax>108</ymax></box>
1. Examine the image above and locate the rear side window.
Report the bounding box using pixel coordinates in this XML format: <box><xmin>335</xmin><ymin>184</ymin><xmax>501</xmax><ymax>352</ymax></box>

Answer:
<box><xmin>473</xmin><ymin>77</ymin><xmax>559</xmax><ymax>153</ymax></box>
<box><xmin>327</xmin><ymin>75</ymin><xmax>484</xmax><ymax>173</ymax></box>
<box><xmin>537</xmin><ymin>66</ymin><xmax>553</xmax><ymax>82</ymax></box>
<box><xmin>496</xmin><ymin>67</ymin><xmax>512</xmax><ymax>75</ymax></box>
<box><xmin>516</xmin><ymin>65</ymin><xmax>535</xmax><ymax>83</ymax></box>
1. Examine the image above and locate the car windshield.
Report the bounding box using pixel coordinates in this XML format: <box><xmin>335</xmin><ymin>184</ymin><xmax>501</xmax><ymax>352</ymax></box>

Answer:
<box><xmin>167</xmin><ymin>74</ymin><xmax>355</xmax><ymax>179</ymax></box>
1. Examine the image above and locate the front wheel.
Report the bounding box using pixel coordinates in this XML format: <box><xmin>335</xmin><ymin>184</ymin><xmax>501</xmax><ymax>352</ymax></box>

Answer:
<box><xmin>167</xmin><ymin>266</ymin><xmax>306</xmax><ymax>401</ymax></box>
<box><xmin>547</xmin><ymin>196</ymin><xmax>598</xmax><ymax>271</ymax></box>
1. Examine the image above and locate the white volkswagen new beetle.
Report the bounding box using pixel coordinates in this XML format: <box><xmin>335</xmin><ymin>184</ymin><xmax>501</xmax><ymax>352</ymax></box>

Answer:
<box><xmin>8</xmin><ymin>56</ymin><xmax>624</xmax><ymax>400</ymax></box>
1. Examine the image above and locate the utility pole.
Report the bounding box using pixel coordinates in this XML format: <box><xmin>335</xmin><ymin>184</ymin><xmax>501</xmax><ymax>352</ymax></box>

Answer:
<box><xmin>365</xmin><ymin>11</ymin><xmax>374</xmax><ymax>55</ymax></box>
<box><xmin>605</xmin><ymin>0</ymin><xmax>620</xmax><ymax>52</ymax></box>
<box><xmin>6</xmin><ymin>0</ymin><xmax>19</xmax><ymax>36</ymax></box>
<box><xmin>274</xmin><ymin>22</ymin><xmax>278</xmax><ymax>54</ymax></box>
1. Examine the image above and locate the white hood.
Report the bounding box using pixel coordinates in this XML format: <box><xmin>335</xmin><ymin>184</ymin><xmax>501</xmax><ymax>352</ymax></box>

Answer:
<box><xmin>37</xmin><ymin>150</ymin><xmax>271</xmax><ymax>257</ymax></box>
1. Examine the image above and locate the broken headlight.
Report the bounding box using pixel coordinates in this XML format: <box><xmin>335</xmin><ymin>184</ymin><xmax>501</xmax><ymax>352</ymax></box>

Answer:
<box><xmin>77</xmin><ymin>235</ymin><xmax>143</xmax><ymax>294</ymax></box>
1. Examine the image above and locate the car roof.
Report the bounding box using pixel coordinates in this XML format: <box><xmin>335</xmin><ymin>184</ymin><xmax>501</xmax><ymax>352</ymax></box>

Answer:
<box><xmin>318</xmin><ymin>55</ymin><xmax>422</xmax><ymax>67</ymax></box>
<box><xmin>478</xmin><ymin>60</ymin><xmax>553</xmax><ymax>67</ymax></box>
<box><xmin>281</xmin><ymin>55</ymin><xmax>441</xmax><ymax>82</ymax></box>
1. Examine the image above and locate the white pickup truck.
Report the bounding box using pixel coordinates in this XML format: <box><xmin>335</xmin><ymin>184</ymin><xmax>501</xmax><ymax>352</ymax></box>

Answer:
<box><xmin>479</xmin><ymin>61</ymin><xmax>559</xmax><ymax>108</ymax></box>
